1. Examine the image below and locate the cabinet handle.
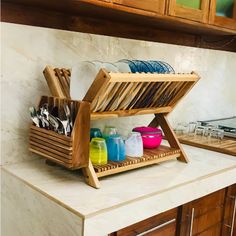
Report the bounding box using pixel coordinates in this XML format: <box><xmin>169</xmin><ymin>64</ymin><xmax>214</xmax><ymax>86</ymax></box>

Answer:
<box><xmin>189</xmin><ymin>208</ymin><xmax>195</xmax><ymax>236</ymax></box>
<box><xmin>230</xmin><ymin>197</ymin><xmax>236</xmax><ymax>236</ymax></box>
<box><xmin>136</xmin><ymin>218</ymin><xmax>176</xmax><ymax>236</ymax></box>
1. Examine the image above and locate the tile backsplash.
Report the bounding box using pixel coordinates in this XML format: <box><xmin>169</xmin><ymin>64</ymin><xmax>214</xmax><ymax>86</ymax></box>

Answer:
<box><xmin>1</xmin><ymin>22</ymin><xmax>236</xmax><ymax>165</ymax></box>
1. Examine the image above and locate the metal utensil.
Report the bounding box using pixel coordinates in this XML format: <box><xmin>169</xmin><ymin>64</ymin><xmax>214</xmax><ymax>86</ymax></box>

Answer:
<box><xmin>64</xmin><ymin>103</ymin><xmax>72</xmax><ymax>132</ymax></box>
<box><xmin>56</xmin><ymin>118</ymin><xmax>65</xmax><ymax>135</ymax></box>
<box><xmin>58</xmin><ymin>105</ymin><xmax>69</xmax><ymax>136</ymax></box>
<box><xmin>70</xmin><ymin>101</ymin><xmax>76</xmax><ymax>128</ymax></box>
<box><xmin>48</xmin><ymin>114</ymin><xmax>59</xmax><ymax>131</ymax></box>
<box><xmin>29</xmin><ymin>107</ymin><xmax>40</xmax><ymax>127</ymax></box>
<box><xmin>41</xmin><ymin>103</ymin><xmax>49</xmax><ymax>120</ymax></box>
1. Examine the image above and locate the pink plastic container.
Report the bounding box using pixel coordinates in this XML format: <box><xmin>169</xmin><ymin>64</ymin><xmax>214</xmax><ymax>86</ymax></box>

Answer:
<box><xmin>133</xmin><ymin>126</ymin><xmax>161</xmax><ymax>133</ymax></box>
<box><xmin>132</xmin><ymin>127</ymin><xmax>163</xmax><ymax>149</ymax></box>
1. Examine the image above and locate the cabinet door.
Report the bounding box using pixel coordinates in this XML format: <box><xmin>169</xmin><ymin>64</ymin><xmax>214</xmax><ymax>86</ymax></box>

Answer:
<box><xmin>180</xmin><ymin>188</ymin><xmax>226</xmax><ymax>236</ymax></box>
<box><xmin>168</xmin><ymin>0</ymin><xmax>210</xmax><ymax>23</ymax></box>
<box><xmin>112</xmin><ymin>0</ymin><xmax>165</xmax><ymax>14</ymax></box>
<box><xmin>209</xmin><ymin>0</ymin><xmax>236</xmax><ymax>30</ymax></box>
<box><xmin>109</xmin><ymin>208</ymin><xmax>178</xmax><ymax>236</ymax></box>
<box><xmin>222</xmin><ymin>184</ymin><xmax>236</xmax><ymax>236</ymax></box>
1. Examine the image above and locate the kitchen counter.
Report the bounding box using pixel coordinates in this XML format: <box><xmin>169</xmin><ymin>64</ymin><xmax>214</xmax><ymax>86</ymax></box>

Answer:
<box><xmin>2</xmin><ymin>142</ymin><xmax>236</xmax><ymax>235</ymax></box>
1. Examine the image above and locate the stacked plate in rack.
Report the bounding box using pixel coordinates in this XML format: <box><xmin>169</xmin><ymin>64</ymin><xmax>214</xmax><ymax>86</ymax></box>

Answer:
<box><xmin>70</xmin><ymin>60</ymin><xmax>175</xmax><ymax>100</ymax></box>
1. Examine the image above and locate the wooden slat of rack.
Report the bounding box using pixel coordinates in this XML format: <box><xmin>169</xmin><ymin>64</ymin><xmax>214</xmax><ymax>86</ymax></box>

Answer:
<box><xmin>93</xmin><ymin>83</ymin><xmax>117</xmax><ymax>111</ymax></box>
<box><xmin>169</xmin><ymin>82</ymin><xmax>194</xmax><ymax>107</ymax></box>
<box><xmin>102</xmin><ymin>82</ymin><xmax>128</xmax><ymax>111</ymax></box>
<box><xmin>29</xmin><ymin>148</ymin><xmax>73</xmax><ymax>168</ymax></box>
<box><xmin>149</xmin><ymin>82</ymin><xmax>172</xmax><ymax>107</ymax></box>
<box><xmin>95</xmin><ymin>153</ymin><xmax>180</xmax><ymax>178</ymax></box>
<box><xmin>177</xmin><ymin>134</ymin><xmax>236</xmax><ymax>156</ymax></box>
<box><xmin>54</xmin><ymin>68</ymin><xmax>71</xmax><ymax>99</ymax></box>
<box><xmin>120</xmin><ymin>82</ymin><xmax>144</xmax><ymax>110</ymax></box>
<box><xmin>83</xmin><ymin>69</ymin><xmax>111</xmax><ymax>103</ymax></box>
<box><xmin>112</xmin><ymin>82</ymin><xmax>134</xmax><ymax>110</ymax></box>
<box><xmin>93</xmin><ymin>145</ymin><xmax>181</xmax><ymax>177</ymax></box>
<box><xmin>127</xmin><ymin>82</ymin><xmax>152</xmax><ymax>109</ymax></box>
<box><xmin>43</xmin><ymin>66</ymin><xmax>68</xmax><ymax>98</ymax></box>
<box><xmin>30</xmin><ymin>125</ymin><xmax>72</xmax><ymax>142</ymax></box>
<box><xmin>29</xmin><ymin>134</ymin><xmax>73</xmax><ymax>151</ymax></box>
<box><xmin>30</xmin><ymin>129</ymin><xmax>72</xmax><ymax>146</ymax></box>
<box><xmin>91</xmin><ymin>106</ymin><xmax>172</xmax><ymax>120</ymax></box>
<box><xmin>105</xmin><ymin>83</ymin><xmax>134</xmax><ymax>111</ymax></box>
<box><xmin>133</xmin><ymin>82</ymin><xmax>162</xmax><ymax>109</ymax></box>
<box><xmin>71</xmin><ymin>101</ymin><xmax>90</xmax><ymax>167</ymax></box>
<box><xmin>109</xmin><ymin>72</ymin><xmax>199</xmax><ymax>83</ymax></box>
<box><xmin>29</xmin><ymin>145</ymin><xmax>73</xmax><ymax>164</ymax></box>
<box><xmin>30</xmin><ymin>136</ymin><xmax>73</xmax><ymax>155</ymax></box>
<box><xmin>61</xmin><ymin>69</ymin><xmax>71</xmax><ymax>87</ymax></box>
<box><xmin>29</xmin><ymin>141</ymin><xmax>72</xmax><ymax>159</ymax></box>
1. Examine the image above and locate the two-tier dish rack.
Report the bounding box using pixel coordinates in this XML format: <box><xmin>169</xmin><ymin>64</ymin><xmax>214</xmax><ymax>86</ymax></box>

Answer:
<box><xmin>29</xmin><ymin>66</ymin><xmax>200</xmax><ymax>188</ymax></box>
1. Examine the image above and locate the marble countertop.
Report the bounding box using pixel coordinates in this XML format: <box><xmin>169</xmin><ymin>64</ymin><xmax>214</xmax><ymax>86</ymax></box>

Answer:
<box><xmin>3</xmin><ymin>142</ymin><xmax>236</xmax><ymax>235</ymax></box>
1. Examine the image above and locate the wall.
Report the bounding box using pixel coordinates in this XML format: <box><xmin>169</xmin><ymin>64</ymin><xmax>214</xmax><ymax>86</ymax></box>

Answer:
<box><xmin>1</xmin><ymin>22</ymin><xmax>236</xmax><ymax>165</ymax></box>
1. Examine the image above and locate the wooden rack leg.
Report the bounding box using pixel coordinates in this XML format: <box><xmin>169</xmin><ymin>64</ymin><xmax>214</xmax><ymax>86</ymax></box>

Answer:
<box><xmin>82</xmin><ymin>159</ymin><xmax>100</xmax><ymax>189</ymax></box>
<box><xmin>155</xmin><ymin>113</ymin><xmax>189</xmax><ymax>163</ymax></box>
<box><xmin>148</xmin><ymin>115</ymin><xmax>160</xmax><ymax>128</ymax></box>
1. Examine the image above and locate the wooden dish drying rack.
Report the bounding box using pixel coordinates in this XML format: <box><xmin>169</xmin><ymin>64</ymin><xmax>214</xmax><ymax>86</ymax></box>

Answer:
<box><xmin>29</xmin><ymin>65</ymin><xmax>200</xmax><ymax>188</ymax></box>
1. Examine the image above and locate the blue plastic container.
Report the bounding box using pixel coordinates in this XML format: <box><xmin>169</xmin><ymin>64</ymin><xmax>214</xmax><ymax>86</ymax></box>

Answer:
<box><xmin>106</xmin><ymin>135</ymin><xmax>126</xmax><ymax>162</ymax></box>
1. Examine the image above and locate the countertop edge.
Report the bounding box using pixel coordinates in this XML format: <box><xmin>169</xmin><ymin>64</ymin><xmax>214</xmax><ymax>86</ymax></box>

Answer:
<box><xmin>84</xmin><ymin>167</ymin><xmax>236</xmax><ymax>235</ymax></box>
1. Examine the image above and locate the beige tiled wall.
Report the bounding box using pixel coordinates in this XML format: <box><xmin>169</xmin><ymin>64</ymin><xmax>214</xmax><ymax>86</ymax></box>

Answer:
<box><xmin>1</xmin><ymin>22</ymin><xmax>236</xmax><ymax>165</ymax></box>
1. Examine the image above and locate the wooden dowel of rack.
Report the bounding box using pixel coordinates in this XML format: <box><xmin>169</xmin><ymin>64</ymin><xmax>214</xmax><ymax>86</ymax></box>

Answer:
<box><xmin>109</xmin><ymin>72</ymin><xmax>199</xmax><ymax>83</ymax></box>
<box><xmin>91</xmin><ymin>106</ymin><xmax>172</xmax><ymax>120</ymax></box>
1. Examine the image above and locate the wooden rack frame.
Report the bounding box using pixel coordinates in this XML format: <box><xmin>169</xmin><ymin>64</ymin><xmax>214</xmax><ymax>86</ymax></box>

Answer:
<box><xmin>29</xmin><ymin>67</ymin><xmax>200</xmax><ymax>188</ymax></box>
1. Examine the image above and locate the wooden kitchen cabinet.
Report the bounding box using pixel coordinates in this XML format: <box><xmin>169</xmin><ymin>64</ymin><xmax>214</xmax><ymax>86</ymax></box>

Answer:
<box><xmin>109</xmin><ymin>185</ymin><xmax>236</xmax><ymax>236</ymax></box>
<box><xmin>109</xmin><ymin>208</ymin><xmax>179</xmax><ymax>236</ymax></box>
<box><xmin>209</xmin><ymin>0</ymin><xmax>236</xmax><ymax>30</ymax></box>
<box><xmin>112</xmin><ymin>0</ymin><xmax>165</xmax><ymax>14</ymax></box>
<box><xmin>167</xmin><ymin>0</ymin><xmax>210</xmax><ymax>23</ymax></box>
<box><xmin>179</xmin><ymin>188</ymin><xmax>226</xmax><ymax>235</ymax></box>
<box><xmin>222</xmin><ymin>184</ymin><xmax>236</xmax><ymax>236</ymax></box>
<box><xmin>2</xmin><ymin>0</ymin><xmax>236</xmax><ymax>52</ymax></box>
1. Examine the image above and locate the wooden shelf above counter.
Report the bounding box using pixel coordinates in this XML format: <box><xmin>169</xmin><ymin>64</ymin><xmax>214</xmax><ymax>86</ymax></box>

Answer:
<box><xmin>2</xmin><ymin>0</ymin><xmax>236</xmax><ymax>52</ymax></box>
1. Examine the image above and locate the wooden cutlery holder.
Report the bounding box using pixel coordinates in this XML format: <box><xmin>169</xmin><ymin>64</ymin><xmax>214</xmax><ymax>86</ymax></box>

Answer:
<box><xmin>29</xmin><ymin>96</ymin><xmax>90</xmax><ymax>169</ymax></box>
<box><xmin>29</xmin><ymin>66</ymin><xmax>200</xmax><ymax>188</ymax></box>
